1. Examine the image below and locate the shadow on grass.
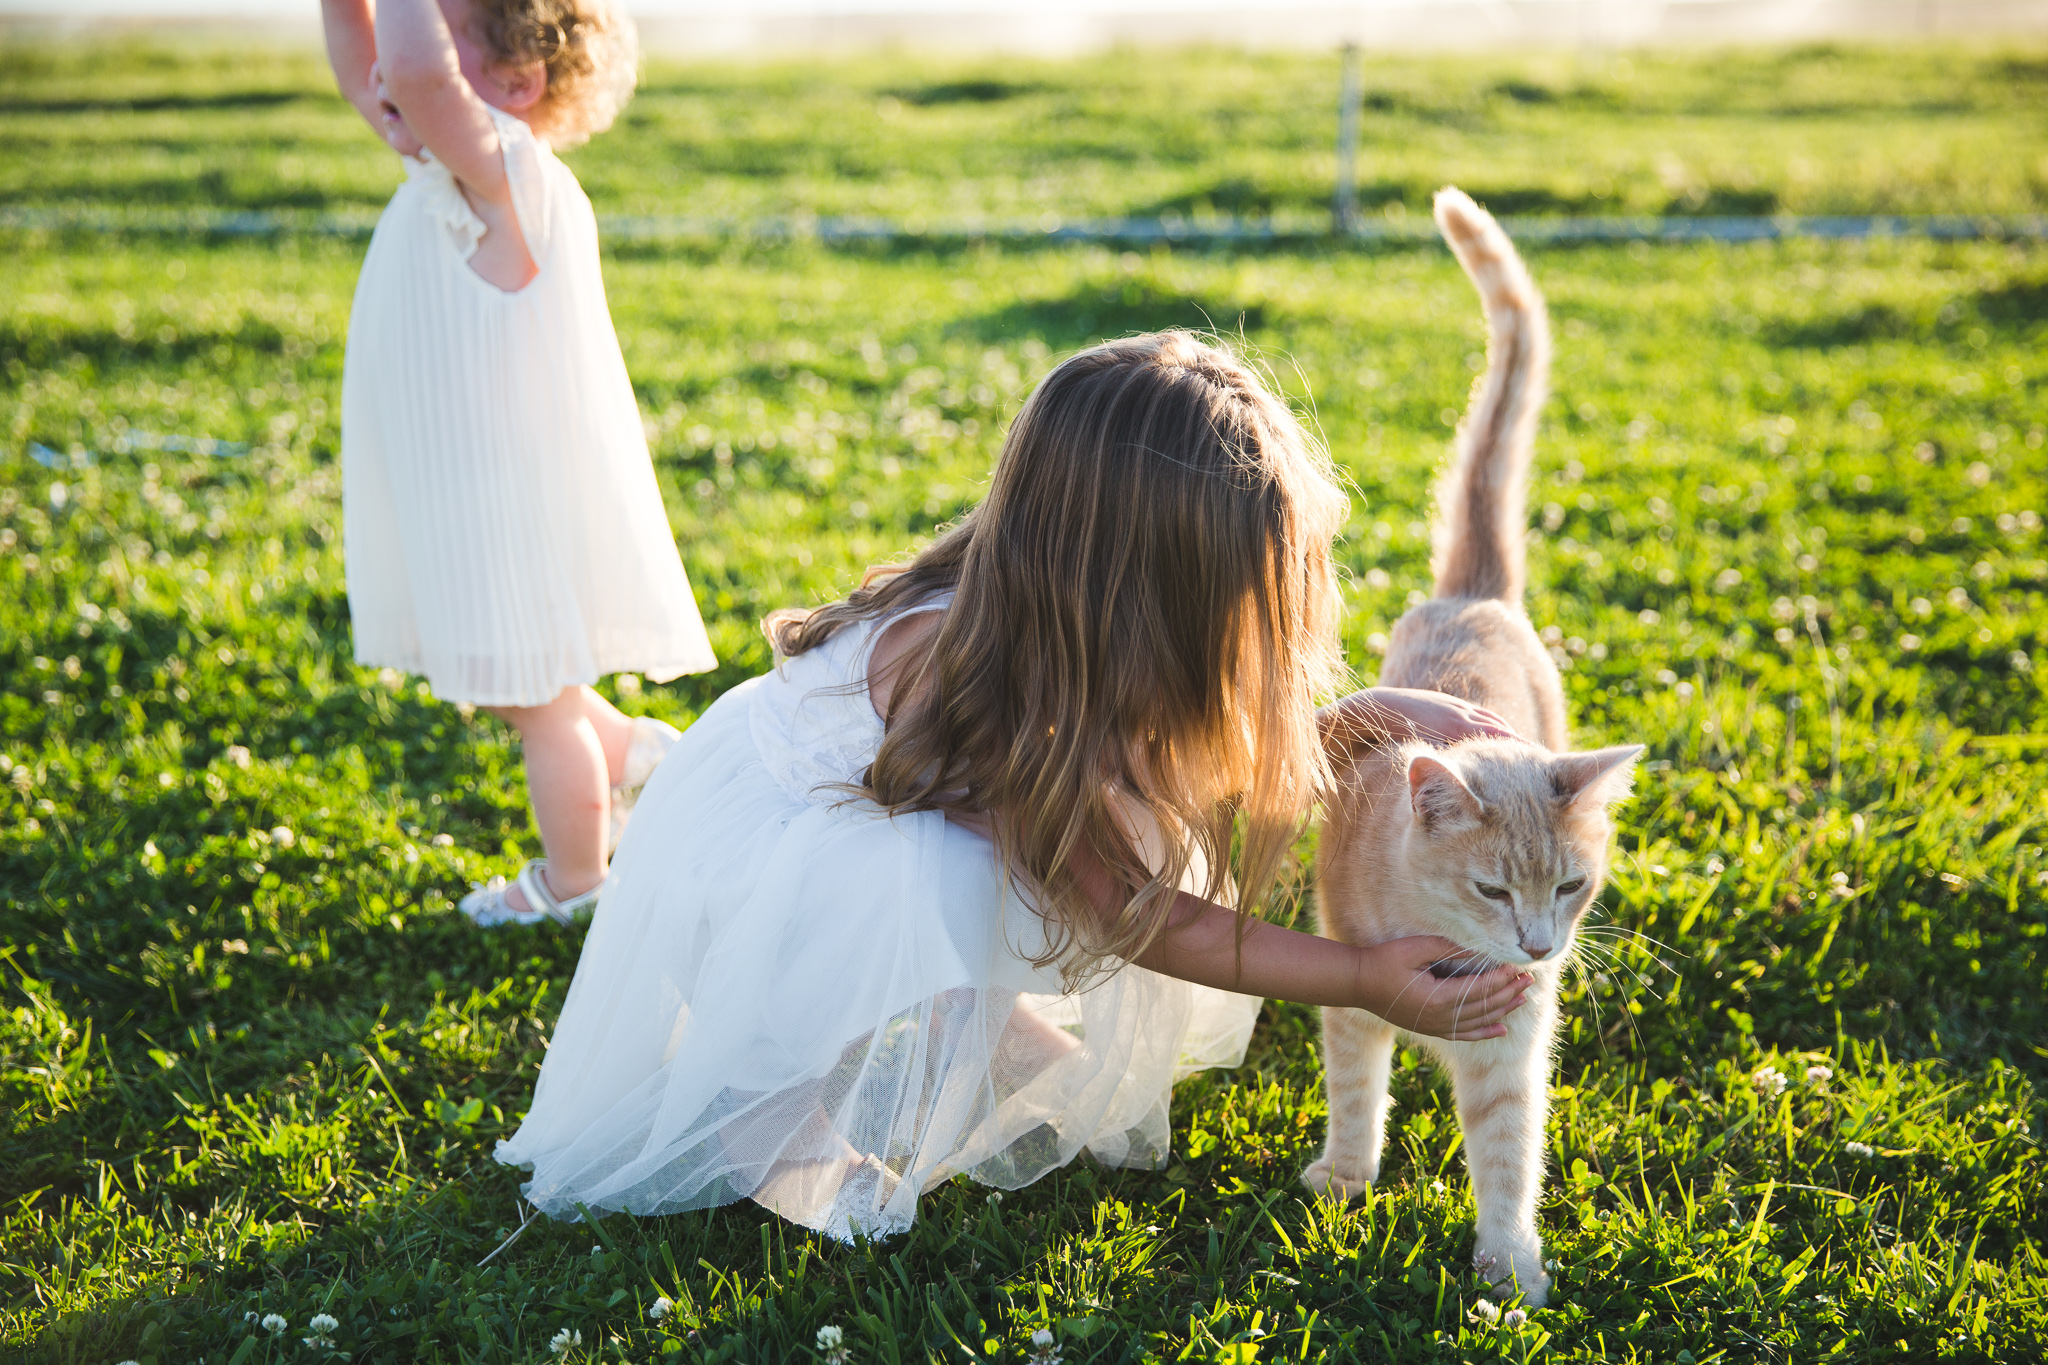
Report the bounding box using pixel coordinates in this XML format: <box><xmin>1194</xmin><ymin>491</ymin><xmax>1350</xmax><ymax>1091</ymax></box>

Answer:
<box><xmin>1973</xmin><ymin>275</ymin><xmax>2048</xmax><ymax>328</ymax></box>
<box><xmin>883</xmin><ymin>78</ymin><xmax>1046</xmax><ymax>106</ymax></box>
<box><xmin>0</xmin><ymin>317</ymin><xmax>290</xmax><ymax>373</ymax></box>
<box><xmin>0</xmin><ymin>90</ymin><xmax>310</xmax><ymax>116</ymax></box>
<box><xmin>958</xmin><ymin>278</ymin><xmax>1267</xmax><ymax>348</ymax></box>
<box><xmin>1759</xmin><ymin>303</ymin><xmax>1924</xmax><ymax>348</ymax></box>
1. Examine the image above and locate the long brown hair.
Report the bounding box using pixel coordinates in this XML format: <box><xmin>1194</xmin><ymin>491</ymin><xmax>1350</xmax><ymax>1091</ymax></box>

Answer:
<box><xmin>767</xmin><ymin>331</ymin><xmax>1349</xmax><ymax>984</ymax></box>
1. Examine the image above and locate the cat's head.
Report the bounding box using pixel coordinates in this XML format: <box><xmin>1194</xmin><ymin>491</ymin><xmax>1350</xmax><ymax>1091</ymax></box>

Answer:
<box><xmin>1395</xmin><ymin>739</ymin><xmax>1643</xmax><ymax>967</ymax></box>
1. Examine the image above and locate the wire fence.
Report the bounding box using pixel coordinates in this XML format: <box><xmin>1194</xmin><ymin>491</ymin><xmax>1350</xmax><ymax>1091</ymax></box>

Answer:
<box><xmin>4</xmin><ymin>204</ymin><xmax>2046</xmax><ymax>248</ymax></box>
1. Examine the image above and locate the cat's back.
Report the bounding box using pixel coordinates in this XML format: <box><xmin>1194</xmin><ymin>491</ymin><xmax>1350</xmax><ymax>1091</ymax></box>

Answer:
<box><xmin>1382</xmin><ymin>598</ymin><xmax>1566</xmax><ymax>751</ymax></box>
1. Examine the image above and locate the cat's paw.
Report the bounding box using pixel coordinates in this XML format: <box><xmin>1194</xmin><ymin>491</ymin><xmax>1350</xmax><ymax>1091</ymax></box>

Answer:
<box><xmin>1301</xmin><ymin>1155</ymin><xmax>1376</xmax><ymax>1202</ymax></box>
<box><xmin>1473</xmin><ymin>1240</ymin><xmax>1550</xmax><ymax>1308</ymax></box>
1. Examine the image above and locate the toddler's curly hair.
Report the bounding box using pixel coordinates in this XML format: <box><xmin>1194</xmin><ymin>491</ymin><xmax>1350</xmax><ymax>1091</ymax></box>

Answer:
<box><xmin>468</xmin><ymin>0</ymin><xmax>638</xmax><ymax>148</ymax></box>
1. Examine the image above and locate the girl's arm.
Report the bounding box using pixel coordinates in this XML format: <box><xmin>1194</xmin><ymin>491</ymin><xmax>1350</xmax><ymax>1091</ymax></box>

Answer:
<box><xmin>1073</xmin><ymin>840</ymin><xmax>1530</xmax><ymax>1041</ymax></box>
<box><xmin>946</xmin><ymin>807</ymin><xmax>1527</xmax><ymax>1041</ymax></box>
<box><xmin>373</xmin><ymin>0</ymin><xmax>518</xmax><ymax>203</ymax></box>
<box><xmin>1319</xmin><ymin>687</ymin><xmax>1519</xmax><ymax>755</ymax></box>
<box><xmin>320</xmin><ymin>0</ymin><xmax>387</xmax><ymax>135</ymax></box>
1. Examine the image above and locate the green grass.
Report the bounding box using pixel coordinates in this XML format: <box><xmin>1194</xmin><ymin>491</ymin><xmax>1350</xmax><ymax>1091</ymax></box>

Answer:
<box><xmin>2</xmin><ymin>34</ymin><xmax>2046</xmax><ymax>1365</ymax></box>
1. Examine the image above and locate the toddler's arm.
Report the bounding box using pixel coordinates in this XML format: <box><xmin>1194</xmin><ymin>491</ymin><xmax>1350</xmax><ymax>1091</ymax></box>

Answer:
<box><xmin>320</xmin><ymin>0</ymin><xmax>387</xmax><ymax>135</ymax></box>
<box><xmin>373</xmin><ymin>0</ymin><xmax>522</xmax><ymax>202</ymax></box>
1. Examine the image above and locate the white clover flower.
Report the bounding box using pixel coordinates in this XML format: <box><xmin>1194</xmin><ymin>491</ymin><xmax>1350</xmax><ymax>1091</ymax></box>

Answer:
<box><xmin>1503</xmin><ymin>1308</ymin><xmax>1528</xmax><ymax>1329</ymax></box>
<box><xmin>1027</xmin><ymin>1327</ymin><xmax>1062</xmax><ymax>1365</ymax></box>
<box><xmin>261</xmin><ymin>1314</ymin><xmax>288</xmax><ymax>1335</ymax></box>
<box><xmin>308</xmin><ymin>1313</ymin><xmax>339</xmax><ymax>1333</ymax></box>
<box><xmin>271</xmin><ymin>826</ymin><xmax>295</xmax><ymax>849</ymax></box>
<box><xmin>986</xmin><ymin>1191</ymin><xmax>1003</xmax><ymax>1205</ymax></box>
<box><xmin>1469</xmin><ymin>1299</ymin><xmax>1502</xmax><ymax>1325</ymax></box>
<box><xmin>649</xmin><ymin>1296</ymin><xmax>673</xmax><ymax>1322</ymax></box>
<box><xmin>590</xmin><ymin>1245</ymin><xmax>603</xmax><ymax>1258</ymax></box>
<box><xmin>432</xmin><ymin>832</ymin><xmax>455</xmax><ymax>847</ymax></box>
<box><xmin>1806</xmin><ymin>1065</ymin><xmax>1833</xmax><ymax>1085</ymax></box>
<box><xmin>550</xmin><ymin>1328</ymin><xmax>582</xmax><ymax>1355</ymax></box>
<box><xmin>817</xmin><ymin>1323</ymin><xmax>849</xmax><ymax>1363</ymax></box>
<box><xmin>1752</xmin><ymin>1066</ymin><xmax>1789</xmax><ymax>1096</ymax></box>
<box><xmin>244</xmin><ymin>1311</ymin><xmax>258</xmax><ymax>1323</ymax></box>
<box><xmin>1845</xmin><ymin>1140</ymin><xmax>1875</xmax><ymax>1158</ymax></box>
<box><xmin>1429</xmin><ymin>1180</ymin><xmax>1447</xmax><ymax>1195</ymax></box>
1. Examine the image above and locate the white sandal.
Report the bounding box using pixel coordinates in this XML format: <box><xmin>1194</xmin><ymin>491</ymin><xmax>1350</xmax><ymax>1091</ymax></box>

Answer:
<box><xmin>608</xmin><ymin>716</ymin><xmax>683</xmax><ymax>852</ymax></box>
<box><xmin>459</xmin><ymin>858</ymin><xmax>603</xmax><ymax>928</ymax></box>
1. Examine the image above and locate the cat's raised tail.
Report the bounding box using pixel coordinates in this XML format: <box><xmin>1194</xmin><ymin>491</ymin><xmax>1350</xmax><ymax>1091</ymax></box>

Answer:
<box><xmin>1430</xmin><ymin>187</ymin><xmax>1550</xmax><ymax>604</ymax></box>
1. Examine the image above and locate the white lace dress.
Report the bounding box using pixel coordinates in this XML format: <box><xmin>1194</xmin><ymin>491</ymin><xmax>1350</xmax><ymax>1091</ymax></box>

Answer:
<box><xmin>495</xmin><ymin>598</ymin><xmax>1264</xmax><ymax>1239</ymax></box>
<box><xmin>342</xmin><ymin>106</ymin><xmax>715</xmax><ymax>706</ymax></box>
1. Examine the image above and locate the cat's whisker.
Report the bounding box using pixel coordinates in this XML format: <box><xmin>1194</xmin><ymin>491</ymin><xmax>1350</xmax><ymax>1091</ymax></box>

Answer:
<box><xmin>1574</xmin><ymin>908</ymin><xmax>1689</xmax><ymax>961</ymax></box>
<box><xmin>1563</xmin><ymin>937</ymin><xmax>1659</xmax><ymax>1053</ymax></box>
<box><xmin>1565</xmin><ymin>935</ymin><xmax>1663</xmax><ymax>997</ymax></box>
<box><xmin>1577</xmin><ymin>926</ymin><xmax>1687</xmax><ymax>962</ymax></box>
<box><xmin>1571</xmin><ymin>930</ymin><xmax>1681</xmax><ymax>986</ymax></box>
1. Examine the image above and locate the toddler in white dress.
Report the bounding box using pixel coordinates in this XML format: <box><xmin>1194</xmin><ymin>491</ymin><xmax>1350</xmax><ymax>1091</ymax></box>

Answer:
<box><xmin>497</xmin><ymin>332</ymin><xmax>1536</xmax><ymax>1241</ymax></box>
<box><xmin>322</xmin><ymin>0</ymin><xmax>715</xmax><ymax>924</ymax></box>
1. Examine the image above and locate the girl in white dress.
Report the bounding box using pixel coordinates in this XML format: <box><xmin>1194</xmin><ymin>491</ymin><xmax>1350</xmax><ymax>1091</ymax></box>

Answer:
<box><xmin>321</xmin><ymin>0</ymin><xmax>716</xmax><ymax>925</ymax></box>
<box><xmin>497</xmin><ymin>332</ymin><xmax>1534</xmax><ymax>1241</ymax></box>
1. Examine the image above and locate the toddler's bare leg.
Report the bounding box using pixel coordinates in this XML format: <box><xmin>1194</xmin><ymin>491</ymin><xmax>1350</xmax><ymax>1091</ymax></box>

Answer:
<box><xmin>572</xmin><ymin>684</ymin><xmax>635</xmax><ymax>787</ymax></box>
<box><xmin>485</xmin><ymin>687</ymin><xmax>610</xmax><ymax>907</ymax></box>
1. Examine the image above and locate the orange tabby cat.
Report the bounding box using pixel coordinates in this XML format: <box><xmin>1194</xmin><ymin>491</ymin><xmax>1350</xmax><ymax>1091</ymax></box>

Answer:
<box><xmin>1305</xmin><ymin>188</ymin><xmax>1642</xmax><ymax>1308</ymax></box>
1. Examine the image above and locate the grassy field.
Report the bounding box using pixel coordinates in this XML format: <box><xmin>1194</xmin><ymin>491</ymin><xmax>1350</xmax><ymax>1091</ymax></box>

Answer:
<box><xmin>3</xmin><ymin>34</ymin><xmax>2047</xmax><ymax>1365</ymax></box>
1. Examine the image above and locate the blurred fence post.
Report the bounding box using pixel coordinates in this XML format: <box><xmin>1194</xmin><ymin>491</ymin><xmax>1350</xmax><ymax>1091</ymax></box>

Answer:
<box><xmin>1334</xmin><ymin>42</ymin><xmax>1362</xmax><ymax>236</ymax></box>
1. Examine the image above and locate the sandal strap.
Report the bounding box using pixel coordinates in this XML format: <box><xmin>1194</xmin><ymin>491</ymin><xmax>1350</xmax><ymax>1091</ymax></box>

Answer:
<box><xmin>515</xmin><ymin>859</ymin><xmax>603</xmax><ymax>926</ymax></box>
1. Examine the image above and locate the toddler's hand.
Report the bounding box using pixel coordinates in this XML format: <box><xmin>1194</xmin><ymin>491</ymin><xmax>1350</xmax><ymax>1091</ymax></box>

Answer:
<box><xmin>1351</xmin><ymin>935</ymin><xmax>1530</xmax><ymax>1041</ymax></box>
<box><xmin>1321</xmin><ymin>687</ymin><xmax>1519</xmax><ymax>752</ymax></box>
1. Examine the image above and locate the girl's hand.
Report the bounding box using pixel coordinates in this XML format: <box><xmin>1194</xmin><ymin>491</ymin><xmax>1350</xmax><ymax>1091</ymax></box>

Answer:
<box><xmin>1320</xmin><ymin>687</ymin><xmax>1519</xmax><ymax>754</ymax></box>
<box><xmin>1352</xmin><ymin>935</ymin><xmax>1530</xmax><ymax>1041</ymax></box>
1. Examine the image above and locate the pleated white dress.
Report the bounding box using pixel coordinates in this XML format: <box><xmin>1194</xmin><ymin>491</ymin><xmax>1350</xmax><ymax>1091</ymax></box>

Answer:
<box><xmin>342</xmin><ymin>106</ymin><xmax>715</xmax><ymax>706</ymax></box>
<box><xmin>496</xmin><ymin>597</ymin><xmax>1264</xmax><ymax>1240</ymax></box>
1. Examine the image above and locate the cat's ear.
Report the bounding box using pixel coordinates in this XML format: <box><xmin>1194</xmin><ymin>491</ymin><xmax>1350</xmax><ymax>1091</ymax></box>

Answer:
<box><xmin>1408</xmin><ymin>752</ymin><xmax>1485</xmax><ymax>832</ymax></box>
<box><xmin>1550</xmin><ymin>745</ymin><xmax>1644</xmax><ymax>810</ymax></box>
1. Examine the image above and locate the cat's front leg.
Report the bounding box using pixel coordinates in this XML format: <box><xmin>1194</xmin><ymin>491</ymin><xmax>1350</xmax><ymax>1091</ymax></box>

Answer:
<box><xmin>1446</xmin><ymin>1026</ymin><xmax>1555</xmax><ymax>1307</ymax></box>
<box><xmin>1304</xmin><ymin>1006</ymin><xmax>1397</xmax><ymax>1201</ymax></box>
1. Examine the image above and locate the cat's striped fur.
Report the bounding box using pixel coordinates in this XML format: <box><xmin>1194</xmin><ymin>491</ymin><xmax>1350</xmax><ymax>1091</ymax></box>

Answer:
<box><xmin>1304</xmin><ymin>188</ymin><xmax>1643</xmax><ymax>1308</ymax></box>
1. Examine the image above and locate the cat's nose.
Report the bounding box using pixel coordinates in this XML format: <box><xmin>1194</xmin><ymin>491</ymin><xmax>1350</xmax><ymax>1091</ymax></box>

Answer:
<box><xmin>1520</xmin><ymin>941</ymin><xmax>1553</xmax><ymax>960</ymax></box>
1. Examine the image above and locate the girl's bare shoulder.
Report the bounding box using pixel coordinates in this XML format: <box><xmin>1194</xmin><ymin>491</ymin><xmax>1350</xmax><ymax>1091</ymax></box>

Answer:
<box><xmin>865</xmin><ymin>610</ymin><xmax>944</xmax><ymax>725</ymax></box>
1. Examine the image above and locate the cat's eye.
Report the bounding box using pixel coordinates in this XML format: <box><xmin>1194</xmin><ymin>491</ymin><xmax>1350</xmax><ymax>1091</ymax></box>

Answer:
<box><xmin>1475</xmin><ymin>882</ymin><xmax>1512</xmax><ymax>902</ymax></box>
<box><xmin>1556</xmin><ymin>878</ymin><xmax>1586</xmax><ymax>896</ymax></box>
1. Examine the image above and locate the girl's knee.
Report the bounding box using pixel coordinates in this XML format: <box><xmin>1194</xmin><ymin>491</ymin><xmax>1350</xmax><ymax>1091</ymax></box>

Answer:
<box><xmin>486</xmin><ymin>688</ymin><xmax>583</xmax><ymax>731</ymax></box>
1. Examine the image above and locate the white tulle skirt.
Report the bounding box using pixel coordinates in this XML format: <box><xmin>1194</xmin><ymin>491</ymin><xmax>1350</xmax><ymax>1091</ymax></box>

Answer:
<box><xmin>494</xmin><ymin>667</ymin><xmax>1262</xmax><ymax>1240</ymax></box>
